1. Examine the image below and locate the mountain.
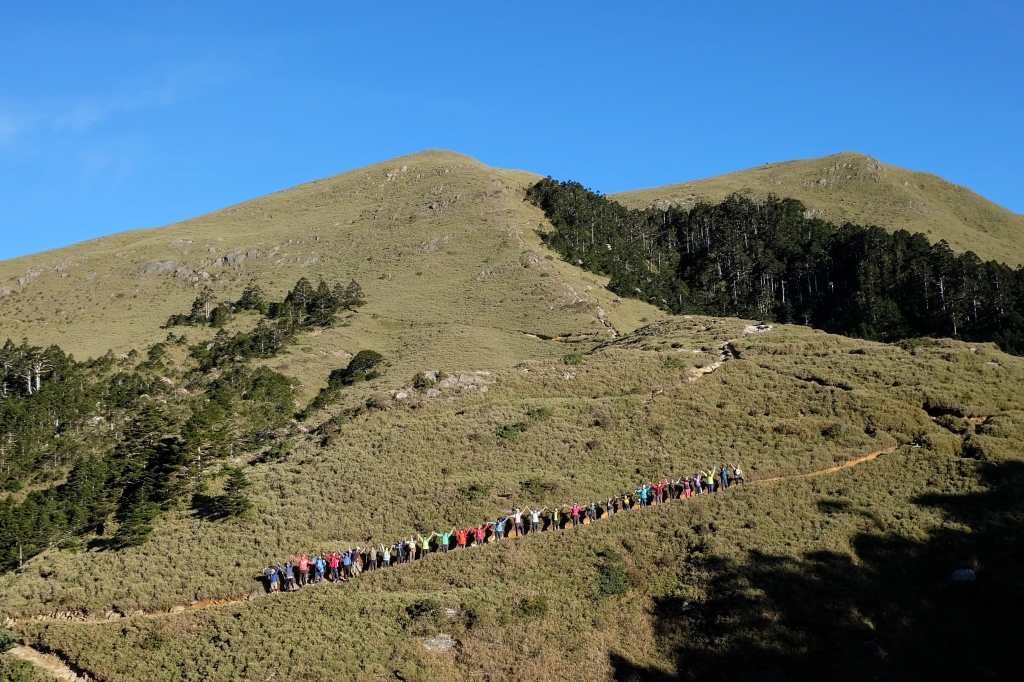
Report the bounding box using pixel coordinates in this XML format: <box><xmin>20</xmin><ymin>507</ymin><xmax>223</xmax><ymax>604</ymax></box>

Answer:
<box><xmin>1</xmin><ymin>151</ymin><xmax>1022</xmax><ymax>682</ymax></box>
<box><xmin>611</xmin><ymin>152</ymin><xmax>1024</xmax><ymax>266</ymax></box>
<box><xmin>0</xmin><ymin>149</ymin><xmax>660</xmax><ymax>403</ymax></box>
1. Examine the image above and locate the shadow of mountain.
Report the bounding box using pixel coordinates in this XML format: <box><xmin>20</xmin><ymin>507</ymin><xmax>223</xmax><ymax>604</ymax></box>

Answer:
<box><xmin>614</xmin><ymin>460</ymin><xmax>1024</xmax><ymax>681</ymax></box>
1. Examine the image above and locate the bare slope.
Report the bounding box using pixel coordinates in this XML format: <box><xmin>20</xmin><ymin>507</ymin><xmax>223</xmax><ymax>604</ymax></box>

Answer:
<box><xmin>612</xmin><ymin>152</ymin><xmax>1024</xmax><ymax>266</ymax></box>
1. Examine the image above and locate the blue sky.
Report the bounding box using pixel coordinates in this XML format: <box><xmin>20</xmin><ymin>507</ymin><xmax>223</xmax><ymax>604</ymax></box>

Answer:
<box><xmin>1</xmin><ymin>1</ymin><xmax>1021</xmax><ymax>260</ymax></box>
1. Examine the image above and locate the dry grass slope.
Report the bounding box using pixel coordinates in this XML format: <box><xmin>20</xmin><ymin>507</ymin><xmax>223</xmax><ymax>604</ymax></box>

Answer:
<box><xmin>612</xmin><ymin>151</ymin><xmax>1024</xmax><ymax>266</ymax></box>
<box><xmin>2</xmin><ymin>150</ymin><xmax>1023</xmax><ymax>681</ymax></box>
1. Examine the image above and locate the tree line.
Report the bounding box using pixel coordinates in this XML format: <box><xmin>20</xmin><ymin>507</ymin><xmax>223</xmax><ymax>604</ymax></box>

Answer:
<box><xmin>526</xmin><ymin>178</ymin><xmax>1024</xmax><ymax>354</ymax></box>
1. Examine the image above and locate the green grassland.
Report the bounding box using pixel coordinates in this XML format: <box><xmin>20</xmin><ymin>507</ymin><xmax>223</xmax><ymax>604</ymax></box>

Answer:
<box><xmin>1</xmin><ymin>151</ymin><xmax>1023</xmax><ymax>681</ymax></box>
<box><xmin>612</xmin><ymin>151</ymin><xmax>1024</xmax><ymax>266</ymax></box>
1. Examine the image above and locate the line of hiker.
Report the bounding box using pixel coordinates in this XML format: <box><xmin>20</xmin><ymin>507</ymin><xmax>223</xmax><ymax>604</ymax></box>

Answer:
<box><xmin>263</xmin><ymin>463</ymin><xmax>745</xmax><ymax>593</ymax></box>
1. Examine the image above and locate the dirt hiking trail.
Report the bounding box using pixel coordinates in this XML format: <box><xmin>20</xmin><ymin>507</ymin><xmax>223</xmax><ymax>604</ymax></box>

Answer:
<box><xmin>7</xmin><ymin>646</ymin><xmax>88</xmax><ymax>681</ymax></box>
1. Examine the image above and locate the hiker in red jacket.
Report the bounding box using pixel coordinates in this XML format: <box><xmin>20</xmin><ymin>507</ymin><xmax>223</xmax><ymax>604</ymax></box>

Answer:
<box><xmin>473</xmin><ymin>522</ymin><xmax>489</xmax><ymax>545</ymax></box>
<box><xmin>328</xmin><ymin>552</ymin><xmax>340</xmax><ymax>582</ymax></box>
<box><xmin>291</xmin><ymin>554</ymin><xmax>310</xmax><ymax>586</ymax></box>
<box><xmin>454</xmin><ymin>528</ymin><xmax>471</xmax><ymax>548</ymax></box>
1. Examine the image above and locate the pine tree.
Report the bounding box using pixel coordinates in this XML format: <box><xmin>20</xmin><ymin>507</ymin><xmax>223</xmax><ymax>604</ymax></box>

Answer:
<box><xmin>308</xmin><ymin>279</ymin><xmax>339</xmax><ymax>326</ymax></box>
<box><xmin>236</xmin><ymin>282</ymin><xmax>267</xmax><ymax>312</ymax></box>
<box><xmin>335</xmin><ymin>280</ymin><xmax>366</xmax><ymax>308</ymax></box>
<box><xmin>113</xmin><ymin>501</ymin><xmax>158</xmax><ymax>547</ymax></box>
<box><xmin>286</xmin><ymin>277</ymin><xmax>314</xmax><ymax>312</ymax></box>
<box><xmin>219</xmin><ymin>467</ymin><xmax>252</xmax><ymax>518</ymax></box>
<box><xmin>189</xmin><ymin>286</ymin><xmax>217</xmax><ymax>323</ymax></box>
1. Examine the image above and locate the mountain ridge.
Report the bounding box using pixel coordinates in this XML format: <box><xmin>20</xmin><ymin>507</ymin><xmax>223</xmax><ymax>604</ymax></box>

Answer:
<box><xmin>611</xmin><ymin>151</ymin><xmax>1024</xmax><ymax>266</ymax></box>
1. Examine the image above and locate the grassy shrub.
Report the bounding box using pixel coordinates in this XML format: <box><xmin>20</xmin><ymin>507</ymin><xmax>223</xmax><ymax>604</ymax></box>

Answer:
<box><xmin>0</xmin><ymin>655</ymin><xmax>48</xmax><ymax>682</ymax></box>
<box><xmin>412</xmin><ymin>372</ymin><xmax>436</xmax><ymax>391</ymax></box>
<box><xmin>595</xmin><ymin>548</ymin><xmax>628</xmax><ymax>598</ymax></box>
<box><xmin>405</xmin><ymin>597</ymin><xmax>441</xmax><ymax>624</ymax></box>
<box><xmin>516</xmin><ymin>595</ymin><xmax>549</xmax><ymax>620</ymax></box>
<box><xmin>527</xmin><ymin>406</ymin><xmax>554</xmax><ymax>421</ymax></box>
<box><xmin>497</xmin><ymin>424</ymin><xmax>521</xmax><ymax>441</ymax></box>
<box><xmin>0</xmin><ymin>626</ymin><xmax>16</xmax><ymax>653</ymax></box>
<box><xmin>563</xmin><ymin>352</ymin><xmax>583</xmax><ymax>366</ymax></box>
<box><xmin>663</xmin><ymin>356</ymin><xmax>688</xmax><ymax>369</ymax></box>
<box><xmin>520</xmin><ymin>476</ymin><xmax>554</xmax><ymax>501</ymax></box>
<box><xmin>462</xmin><ymin>482</ymin><xmax>492</xmax><ymax>502</ymax></box>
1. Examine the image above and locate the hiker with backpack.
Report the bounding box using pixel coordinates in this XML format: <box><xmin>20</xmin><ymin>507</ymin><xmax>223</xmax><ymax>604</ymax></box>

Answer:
<box><xmin>732</xmin><ymin>463</ymin><xmax>745</xmax><ymax>484</ymax></box>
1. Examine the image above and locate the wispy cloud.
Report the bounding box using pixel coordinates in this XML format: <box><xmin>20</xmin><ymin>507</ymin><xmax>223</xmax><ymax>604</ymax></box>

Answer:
<box><xmin>0</xmin><ymin>61</ymin><xmax>230</xmax><ymax>144</ymax></box>
<box><xmin>0</xmin><ymin>112</ymin><xmax>19</xmax><ymax>144</ymax></box>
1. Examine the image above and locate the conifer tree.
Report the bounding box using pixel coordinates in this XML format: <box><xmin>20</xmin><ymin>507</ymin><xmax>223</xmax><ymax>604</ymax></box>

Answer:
<box><xmin>218</xmin><ymin>467</ymin><xmax>252</xmax><ymax>518</ymax></box>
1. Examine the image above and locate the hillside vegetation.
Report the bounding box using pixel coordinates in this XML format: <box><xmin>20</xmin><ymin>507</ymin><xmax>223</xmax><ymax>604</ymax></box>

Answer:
<box><xmin>5</xmin><ymin>320</ymin><xmax>1024</xmax><ymax>681</ymax></box>
<box><xmin>529</xmin><ymin>179</ymin><xmax>1024</xmax><ymax>354</ymax></box>
<box><xmin>0</xmin><ymin>150</ymin><xmax>1022</xmax><ymax>681</ymax></box>
<box><xmin>612</xmin><ymin>152</ymin><xmax>1024</xmax><ymax>267</ymax></box>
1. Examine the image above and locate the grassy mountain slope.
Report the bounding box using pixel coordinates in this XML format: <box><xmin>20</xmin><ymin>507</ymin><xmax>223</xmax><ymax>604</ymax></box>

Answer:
<box><xmin>1</xmin><ymin>151</ymin><xmax>1022</xmax><ymax>681</ymax></box>
<box><xmin>611</xmin><ymin>152</ymin><xmax>1024</xmax><ymax>266</ymax></box>
<box><xmin>7</xmin><ymin>322</ymin><xmax>1024</xmax><ymax>681</ymax></box>
<box><xmin>0</xmin><ymin>149</ymin><xmax>659</xmax><ymax>405</ymax></box>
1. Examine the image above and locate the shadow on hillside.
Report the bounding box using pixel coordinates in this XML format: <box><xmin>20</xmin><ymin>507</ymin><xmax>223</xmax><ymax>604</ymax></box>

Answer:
<box><xmin>611</xmin><ymin>460</ymin><xmax>1024</xmax><ymax>682</ymax></box>
<box><xmin>190</xmin><ymin>493</ymin><xmax>227</xmax><ymax>521</ymax></box>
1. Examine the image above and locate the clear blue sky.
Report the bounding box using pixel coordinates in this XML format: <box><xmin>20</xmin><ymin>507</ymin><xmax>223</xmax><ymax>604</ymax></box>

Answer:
<box><xmin>1</xmin><ymin>1</ymin><xmax>1021</xmax><ymax>260</ymax></box>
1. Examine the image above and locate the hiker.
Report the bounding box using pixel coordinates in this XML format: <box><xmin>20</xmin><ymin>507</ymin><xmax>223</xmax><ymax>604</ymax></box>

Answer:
<box><xmin>291</xmin><ymin>554</ymin><xmax>310</xmax><ymax>586</ymax></box>
<box><xmin>395</xmin><ymin>541</ymin><xmax>406</xmax><ymax>564</ymax></box>
<box><xmin>488</xmin><ymin>519</ymin><xmax>507</xmax><ymax>542</ymax></box>
<box><xmin>587</xmin><ymin>502</ymin><xmax>597</xmax><ymax>523</ymax></box>
<box><xmin>407</xmin><ymin>536</ymin><xmax>418</xmax><ymax>560</ymax></box>
<box><xmin>283</xmin><ymin>561</ymin><xmax>296</xmax><ymax>591</ymax></box>
<box><xmin>368</xmin><ymin>545</ymin><xmax>378</xmax><ymax>570</ymax></box>
<box><xmin>683</xmin><ymin>476</ymin><xmax>693</xmax><ymax>499</ymax></box>
<box><xmin>418</xmin><ymin>533</ymin><xmax>432</xmax><ymax>557</ymax></box>
<box><xmin>265</xmin><ymin>566</ymin><xmax>280</xmax><ymax>593</ymax></box>
<box><xmin>732</xmin><ymin>463</ymin><xmax>745</xmax><ymax>484</ymax></box>
<box><xmin>719</xmin><ymin>464</ymin><xmax>729</xmax><ymax>490</ymax></box>
<box><xmin>623</xmin><ymin>493</ymin><xmax>632</xmax><ymax>510</ymax></box>
<box><xmin>434</xmin><ymin>527</ymin><xmax>455</xmax><ymax>552</ymax></box>
<box><xmin>474</xmin><ymin>522</ymin><xmax>489</xmax><ymax>545</ymax></box>
<box><xmin>636</xmin><ymin>485</ymin><xmax>649</xmax><ymax>507</ymax></box>
<box><xmin>327</xmin><ymin>552</ymin><xmax>340</xmax><ymax>582</ymax></box>
<box><xmin>701</xmin><ymin>470</ymin><xmax>715</xmax><ymax>493</ymax></box>
<box><xmin>312</xmin><ymin>555</ymin><xmax>325</xmax><ymax>584</ymax></box>
<box><xmin>454</xmin><ymin>527</ymin><xmax>471</xmax><ymax>549</ymax></box>
<box><xmin>530</xmin><ymin>507</ymin><xmax>545</xmax><ymax>533</ymax></box>
<box><xmin>341</xmin><ymin>550</ymin><xmax>353</xmax><ymax>579</ymax></box>
<box><xmin>513</xmin><ymin>509</ymin><xmax>525</xmax><ymax>537</ymax></box>
<box><xmin>550</xmin><ymin>506</ymin><xmax>562</xmax><ymax>530</ymax></box>
<box><xmin>606</xmin><ymin>497</ymin><xmax>616</xmax><ymax>516</ymax></box>
<box><xmin>566</xmin><ymin>502</ymin><xmax>582</xmax><ymax>527</ymax></box>
<box><xmin>653</xmin><ymin>480</ymin><xmax>666</xmax><ymax>504</ymax></box>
